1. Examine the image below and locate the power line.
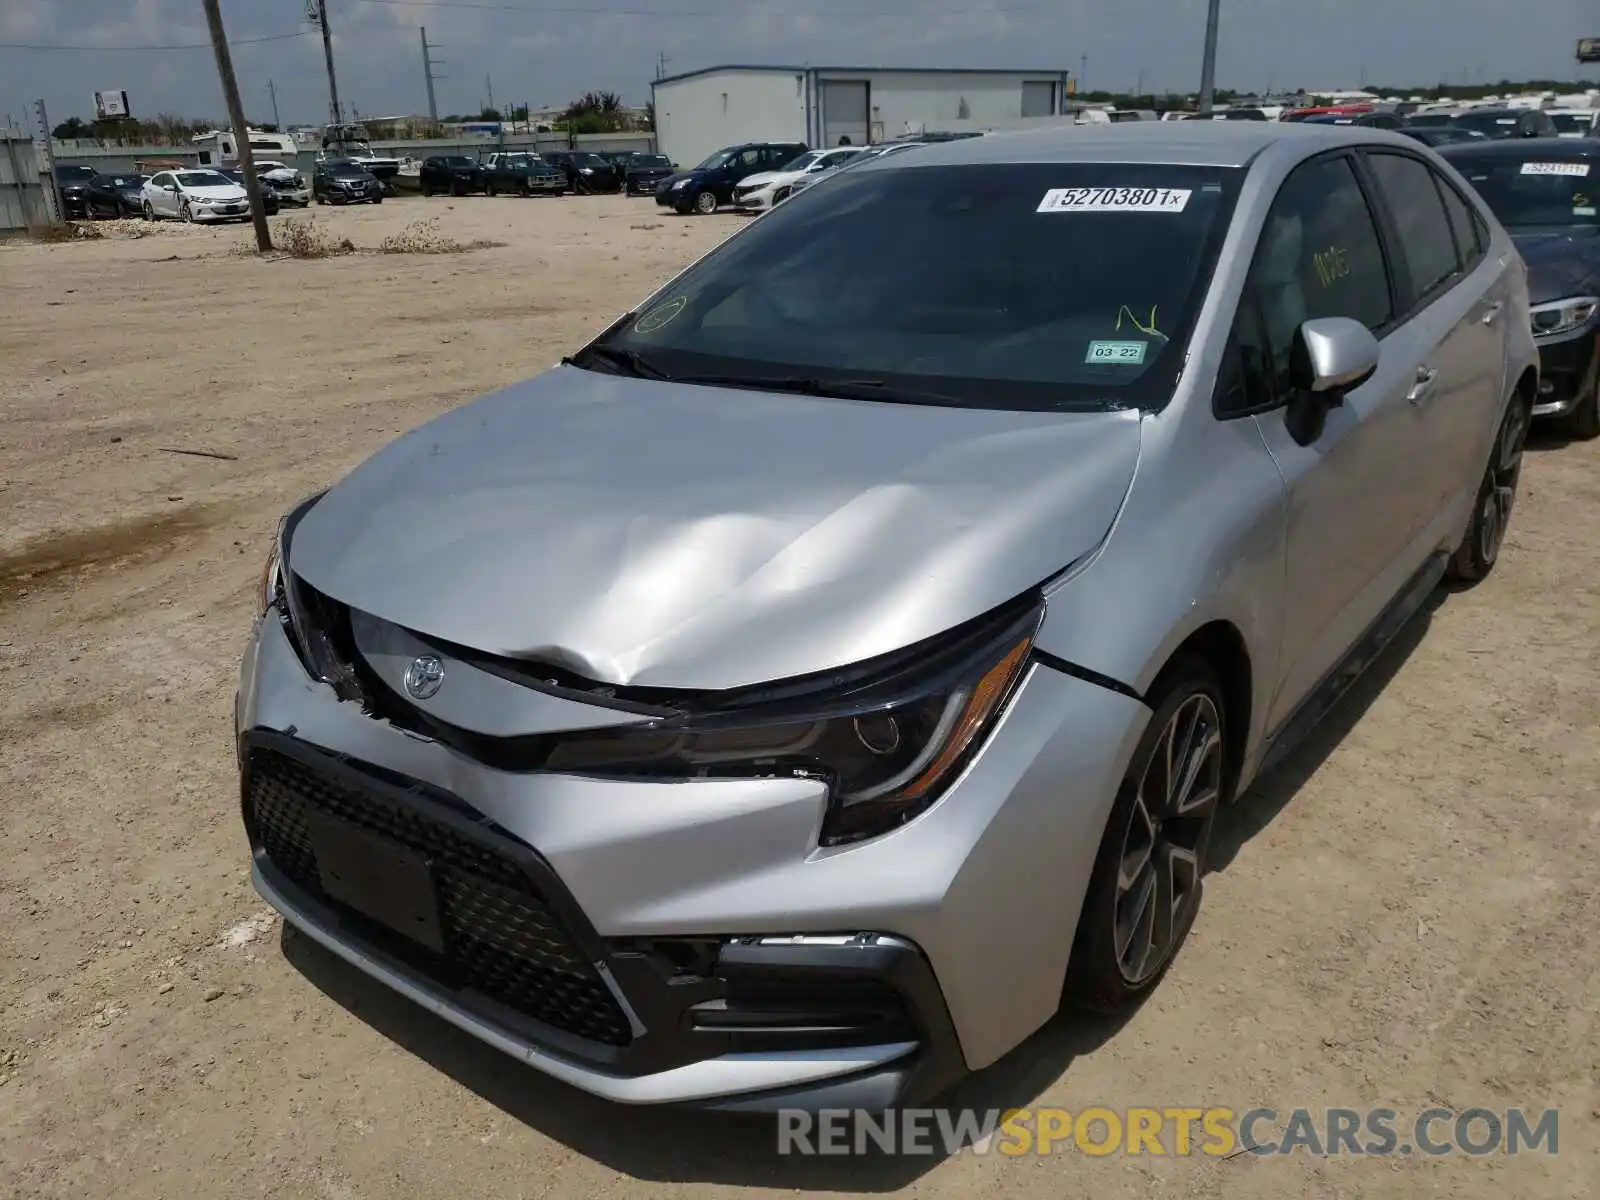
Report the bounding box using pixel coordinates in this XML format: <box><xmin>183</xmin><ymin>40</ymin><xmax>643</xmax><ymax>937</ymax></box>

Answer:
<box><xmin>352</xmin><ymin>0</ymin><xmax>1056</xmax><ymax>16</ymax></box>
<box><xmin>0</xmin><ymin>30</ymin><xmax>313</xmax><ymax>52</ymax></box>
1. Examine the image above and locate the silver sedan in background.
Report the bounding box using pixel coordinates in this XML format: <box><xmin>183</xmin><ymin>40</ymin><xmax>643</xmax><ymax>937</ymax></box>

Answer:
<box><xmin>238</xmin><ymin>123</ymin><xmax>1536</xmax><ymax>1111</ymax></box>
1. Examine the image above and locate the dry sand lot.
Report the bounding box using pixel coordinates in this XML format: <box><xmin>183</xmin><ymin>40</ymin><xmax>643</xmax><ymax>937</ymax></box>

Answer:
<box><xmin>1</xmin><ymin>193</ymin><xmax>1597</xmax><ymax>1199</ymax></box>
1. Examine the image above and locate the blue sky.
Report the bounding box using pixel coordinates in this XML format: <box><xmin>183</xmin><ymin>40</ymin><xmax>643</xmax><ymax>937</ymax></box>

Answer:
<box><xmin>2</xmin><ymin>0</ymin><xmax>1596</xmax><ymax>128</ymax></box>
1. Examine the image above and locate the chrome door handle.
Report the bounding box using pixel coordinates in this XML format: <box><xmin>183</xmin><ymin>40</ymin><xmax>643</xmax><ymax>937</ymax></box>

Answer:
<box><xmin>1407</xmin><ymin>365</ymin><xmax>1440</xmax><ymax>405</ymax></box>
<box><xmin>1481</xmin><ymin>301</ymin><xmax>1504</xmax><ymax>326</ymax></box>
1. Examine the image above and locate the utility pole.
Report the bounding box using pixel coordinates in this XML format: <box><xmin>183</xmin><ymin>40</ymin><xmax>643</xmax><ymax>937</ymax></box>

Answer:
<box><xmin>1198</xmin><ymin>0</ymin><xmax>1221</xmax><ymax>114</ymax></box>
<box><xmin>315</xmin><ymin>0</ymin><xmax>343</xmax><ymax>125</ymax></box>
<box><xmin>485</xmin><ymin>73</ymin><xmax>497</xmax><ymax>116</ymax></box>
<box><xmin>32</xmin><ymin>98</ymin><xmax>62</xmax><ymax>223</ymax></box>
<box><xmin>656</xmin><ymin>50</ymin><xmax>668</xmax><ymax>79</ymax></box>
<box><xmin>201</xmin><ymin>0</ymin><xmax>270</xmax><ymax>251</ymax></box>
<box><xmin>1080</xmin><ymin>54</ymin><xmax>1088</xmax><ymax>94</ymax></box>
<box><xmin>268</xmin><ymin>79</ymin><xmax>281</xmax><ymax>129</ymax></box>
<box><xmin>420</xmin><ymin>26</ymin><xmax>440</xmax><ymax>122</ymax></box>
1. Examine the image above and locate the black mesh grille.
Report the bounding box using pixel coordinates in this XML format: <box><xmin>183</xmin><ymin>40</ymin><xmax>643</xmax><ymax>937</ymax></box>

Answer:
<box><xmin>247</xmin><ymin>747</ymin><xmax>633</xmax><ymax>1046</ymax></box>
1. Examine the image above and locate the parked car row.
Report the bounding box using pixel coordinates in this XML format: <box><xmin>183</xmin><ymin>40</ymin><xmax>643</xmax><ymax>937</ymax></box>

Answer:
<box><xmin>415</xmin><ymin>150</ymin><xmax>676</xmax><ymax>198</ymax></box>
<box><xmin>53</xmin><ymin>160</ymin><xmax>315</xmax><ymax>221</ymax></box>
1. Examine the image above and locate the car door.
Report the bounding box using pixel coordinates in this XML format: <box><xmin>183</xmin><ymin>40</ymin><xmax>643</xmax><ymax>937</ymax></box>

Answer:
<box><xmin>1220</xmin><ymin>151</ymin><xmax>1436</xmax><ymax>732</ymax></box>
<box><xmin>1361</xmin><ymin>150</ymin><xmax>1507</xmax><ymax>535</ymax></box>
<box><xmin>150</xmin><ymin>172</ymin><xmax>174</xmax><ymax>216</ymax></box>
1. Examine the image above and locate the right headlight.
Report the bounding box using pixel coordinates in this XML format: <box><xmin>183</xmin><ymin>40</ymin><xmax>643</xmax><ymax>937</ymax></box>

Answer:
<box><xmin>671</xmin><ymin>178</ymin><xmax>691</xmax><ymax>190</ymax></box>
<box><xmin>1531</xmin><ymin>295</ymin><xmax>1599</xmax><ymax>338</ymax></box>
<box><xmin>539</xmin><ymin>597</ymin><xmax>1043</xmax><ymax>846</ymax></box>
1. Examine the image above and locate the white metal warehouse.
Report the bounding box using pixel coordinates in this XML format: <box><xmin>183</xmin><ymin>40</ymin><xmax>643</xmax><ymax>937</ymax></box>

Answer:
<box><xmin>651</xmin><ymin>65</ymin><xmax>1072</xmax><ymax>168</ymax></box>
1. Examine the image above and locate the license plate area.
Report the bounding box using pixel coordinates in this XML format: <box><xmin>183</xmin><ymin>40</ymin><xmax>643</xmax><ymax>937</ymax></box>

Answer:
<box><xmin>306</xmin><ymin>807</ymin><xmax>446</xmax><ymax>952</ymax></box>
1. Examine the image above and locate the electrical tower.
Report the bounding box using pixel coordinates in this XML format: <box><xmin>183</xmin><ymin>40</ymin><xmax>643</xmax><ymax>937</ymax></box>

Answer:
<box><xmin>420</xmin><ymin>26</ymin><xmax>444</xmax><ymax>122</ymax></box>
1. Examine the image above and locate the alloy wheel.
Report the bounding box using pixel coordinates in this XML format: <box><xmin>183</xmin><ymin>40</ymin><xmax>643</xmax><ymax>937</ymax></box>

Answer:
<box><xmin>694</xmin><ymin>189</ymin><xmax>718</xmax><ymax>214</ymax></box>
<box><xmin>1478</xmin><ymin>401</ymin><xmax>1528</xmax><ymax>566</ymax></box>
<box><xmin>1113</xmin><ymin>692</ymin><xmax>1222</xmax><ymax>985</ymax></box>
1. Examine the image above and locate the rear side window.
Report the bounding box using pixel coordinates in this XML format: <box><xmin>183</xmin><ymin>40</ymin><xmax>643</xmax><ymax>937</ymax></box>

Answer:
<box><xmin>1365</xmin><ymin>153</ymin><xmax>1462</xmax><ymax>301</ymax></box>
<box><xmin>1435</xmin><ymin>175</ymin><xmax>1486</xmax><ymax>268</ymax></box>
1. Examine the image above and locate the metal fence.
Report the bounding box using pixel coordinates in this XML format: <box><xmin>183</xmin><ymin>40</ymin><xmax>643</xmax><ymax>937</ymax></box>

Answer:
<box><xmin>0</xmin><ymin>136</ymin><xmax>52</xmax><ymax>232</ymax></box>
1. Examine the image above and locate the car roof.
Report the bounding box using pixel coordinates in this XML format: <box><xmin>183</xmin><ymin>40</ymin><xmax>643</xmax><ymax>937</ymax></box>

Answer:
<box><xmin>861</xmin><ymin>121</ymin><xmax>1413</xmax><ymax>169</ymax></box>
<box><xmin>1438</xmin><ymin>136</ymin><xmax>1600</xmax><ymax>160</ymax></box>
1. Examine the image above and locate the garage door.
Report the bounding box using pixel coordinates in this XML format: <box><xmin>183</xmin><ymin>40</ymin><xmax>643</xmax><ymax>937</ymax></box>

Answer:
<box><xmin>821</xmin><ymin>80</ymin><xmax>870</xmax><ymax>147</ymax></box>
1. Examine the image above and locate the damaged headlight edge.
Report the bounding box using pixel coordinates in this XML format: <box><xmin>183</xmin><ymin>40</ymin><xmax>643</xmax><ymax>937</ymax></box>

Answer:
<box><xmin>542</xmin><ymin>595</ymin><xmax>1046</xmax><ymax>847</ymax></box>
<box><xmin>259</xmin><ymin>490</ymin><xmax>350</xmax><ymax>689</ymax></box>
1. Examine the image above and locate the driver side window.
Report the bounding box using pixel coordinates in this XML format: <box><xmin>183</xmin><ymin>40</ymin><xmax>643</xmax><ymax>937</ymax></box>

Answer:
<box><xmin>1217</xmin><ymin>155</ymin><xmax>1394</xmax><ymax>416</ymax></box>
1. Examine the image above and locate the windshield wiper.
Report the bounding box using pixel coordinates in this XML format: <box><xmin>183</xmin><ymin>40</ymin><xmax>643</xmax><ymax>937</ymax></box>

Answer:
<box><xmin>563</xmin><ymin>343</ymin><xmax>671</xmax><ymax>380</ymax></box>
<box><xmin>670</xmin><ymin>373</ymin><xmax>972</xmax><ymax>408</ymax></box>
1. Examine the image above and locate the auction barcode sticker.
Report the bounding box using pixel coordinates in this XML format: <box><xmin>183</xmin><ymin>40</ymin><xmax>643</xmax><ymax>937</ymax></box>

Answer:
<box><xmin>1038</xmin><ymin>186</ymin><xmax>1192</xmax><ymax>213</ymax></box>
<box><xmin>1521</xmin><ymin>162</ymin><xmax>1590</xmax><ymax>176</ymax></box>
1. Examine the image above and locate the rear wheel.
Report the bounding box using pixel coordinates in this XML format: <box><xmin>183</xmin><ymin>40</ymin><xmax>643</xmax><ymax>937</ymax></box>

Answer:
<box><xmin>487</xmin><ymin>180</ymin><xmax>498</xmax><ymax>197</ymax></box>
<box><xmin>518</xmin><ymin>179</ymin><xmax>530</xmax><ymax>198</ymax></box>
<box><xmin>1448</xmin><ymin>393</ymin><xmax>1530</xmax><ymax>584</ymax></box>
<box><xmin>693</xmin><ymin>188</ymin><xmax>718</xmax><ymax>215</ymax></box>
<box><xmin>1065</xmin><ymin>657</ymin><xmax>1225</xmax><ymax>1013</ymax></box>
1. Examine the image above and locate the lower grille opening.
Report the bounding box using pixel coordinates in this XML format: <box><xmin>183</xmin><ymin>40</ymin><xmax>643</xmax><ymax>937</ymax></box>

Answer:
<box><xmin>246</xmin><ymin>745</ymin><xmax>633</xmax><ymax>1048</ymax></box>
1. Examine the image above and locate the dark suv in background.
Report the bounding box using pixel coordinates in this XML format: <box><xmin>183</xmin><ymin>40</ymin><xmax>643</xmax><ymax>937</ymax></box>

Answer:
<box><xmin>543</xmin><ymin>151</ymin><xmax>622</xmax><ymax>193</ymax></box>
<box><xmin>655</xmin><ymin>141</ymin><xmax>809</xmax><ymax>214</ymax></box>
<box><xmin>620</xmin><ymin>152</ymin><xmax>676</xmax><ymax>195</ymax></box>
<box><xmin>54</xmin><ymin>164</ymin><xmax>98</xmax><ymax>217</ymax></box>
<box><xmin>420</xmin><ymin>155</ymin><xmax>486</xmax><ymax>196</ymax></box>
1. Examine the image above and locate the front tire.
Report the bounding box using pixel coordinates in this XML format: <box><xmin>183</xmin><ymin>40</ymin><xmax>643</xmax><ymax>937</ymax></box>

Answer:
<box><xmin>1065</xmin><ymin>657</ymin><xmax>1225</xmax><ymax>1014</ymax></box>
<box><xmin>180</xmin><ymin>201</ymin><xmax>194</xmax><ymax>223</ymax></box>
<box><xmin>142</xmin><ymin>200</ymin><xmax>154</xmax><ymax>220</ymax></box>
<box><xmin>1448</xmin><ymin>393</ymin><xmax>1531</xmax><ymax>583</ymax></box>
<box><xmin>692</xmin><ymin>188</ymin><xmax>718</xmax><ymax>215</ymax></box>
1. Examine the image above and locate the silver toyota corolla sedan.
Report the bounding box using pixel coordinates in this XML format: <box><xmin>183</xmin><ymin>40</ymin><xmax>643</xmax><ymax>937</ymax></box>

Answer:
<box><xmin>238</xmin><ymin>123</ymin><xmax>1538</xmax><ymax>1110</ymax></box>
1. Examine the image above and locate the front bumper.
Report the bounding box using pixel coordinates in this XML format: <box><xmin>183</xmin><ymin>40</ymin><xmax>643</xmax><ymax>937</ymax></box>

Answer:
<box><xmin>272</xmin><ymin>187</ymin><xmax>312</xmax><ymax>206</ymax></box>
<box><xmin>236</xmin><ymin>607</ymin><xmax>1146</xmax><ymax>1107</ymax></box>
<box><xmin>1532</xmin><ymin>324</ymin><xmax>1600</xmax><ymax>417</ymax></box>
<box><xmin>733</xmin><ymin>184</ymin><xmax>779</xmax><ymax>211</ymax></box>
<box><xmin>192</xmin><ymin>203</ymin><xmax>250</xmax><ymax>222</ymax></box>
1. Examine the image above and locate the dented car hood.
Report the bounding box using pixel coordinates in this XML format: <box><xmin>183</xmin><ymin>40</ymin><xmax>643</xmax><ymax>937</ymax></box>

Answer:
<box><xmin>289</xmin><ymin>366</ymin><xmax>1143</xmax><ymax>691</ymax></box>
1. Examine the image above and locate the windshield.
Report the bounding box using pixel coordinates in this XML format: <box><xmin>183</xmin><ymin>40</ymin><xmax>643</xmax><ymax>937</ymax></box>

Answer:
<box><xmin>1549</xmin><ymin>113</ymin><xmax>1594</xmax><ymax>135</ymax></box>
<box><xmin>1407</xmin><ymin>112</ymin><xmax>1456</xmax><ymax>127</ymax></box>
<box><xmin>443</xmin><ymin>156</ymin><xmax>473</xmax><ymax>167</ymax></box>
<box><xmin>781</xmin><ymin>150</ymin><xmax>824</xmax><ymax>172</ymax></box>
<box><xmin>177</xmin><ymin>171</ymin><xmax>234</xmax><ymax>187</ymax></box>
<box><xmin>56</xmin><ymin>165</ymin><xmax>96</xmax><ymax>182</ymax></box>
<box><xmin>634</xmin><ymin>154</ymin><xmax>671</xmax><ymax>168</ymax></box>
<box><xmin>500</xmin><ymin>154</ymin><xmax>533</xmax><ymax>168</ymax></box>
<box><xmin>329</xmin><ymin>163</ymin><xmax>370</xmax><ymax>177</ymax></box>
<box><xmin>572</xmin><ymin>153</ymin><xmax>606</xmax><ymax>167</ymax></box>
<box><xmin>1451</xmin><ymin>155</ymin><xmax>1598</xmax><ymax>230</ymax></box>
<box><xmin>694</xmin><ymin>148</ymin><xmax>737</xmax><ymax>171</ymax></box>
<box><xmin>1452</xmin><ymin>111</ymin><xmax>1522</xmax><ymax>137</ymax></box>
<box><xmin>591</xmin><ymin>162</ymin><xmax>1242</xmax><ymax>412</ymax></box>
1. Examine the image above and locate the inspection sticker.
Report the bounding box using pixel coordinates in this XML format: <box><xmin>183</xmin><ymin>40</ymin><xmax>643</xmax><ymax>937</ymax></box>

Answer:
<box><xmin>1085</xmin><ymin>340</ymin><xmax>1149</xmax><ymax>365</ymax></box>
<box><xmin>1521</xmin><ymin>162</ymin><xmax>1590</xmax><ymax>177</ymax></box>
<box><xmin>1037</xmin><ymin>186</ymin><xmax>1192</xmax><ymax>214</ymax></box>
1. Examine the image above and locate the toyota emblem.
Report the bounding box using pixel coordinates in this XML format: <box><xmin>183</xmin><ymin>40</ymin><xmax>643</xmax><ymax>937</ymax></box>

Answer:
<box><xmin>403</xmin><ymin>654</ymin><xmax>445</xmax><ymax>700</ymax></box>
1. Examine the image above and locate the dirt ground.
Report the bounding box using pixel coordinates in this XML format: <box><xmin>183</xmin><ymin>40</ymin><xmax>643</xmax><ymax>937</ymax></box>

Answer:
<box><xmin>1</xmin><ymin>193</ymin><xmax>1596</xmax><ymax>1199</ymax></box>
